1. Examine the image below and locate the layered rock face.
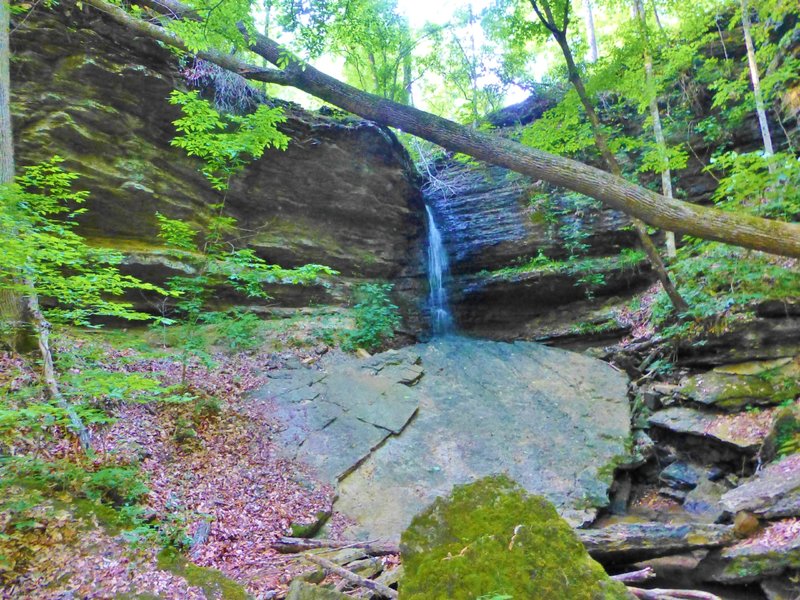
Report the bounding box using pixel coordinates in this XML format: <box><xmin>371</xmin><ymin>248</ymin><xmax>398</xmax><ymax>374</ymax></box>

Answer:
<box><xmin>10</xmin><ymin>5</ymin><xmax>424</xmax><ymax>313</ymax></box>
<box><xmin>425</xmin><ymin>159</ymin><xmax>652</xmax><ymax>339</ymax></box>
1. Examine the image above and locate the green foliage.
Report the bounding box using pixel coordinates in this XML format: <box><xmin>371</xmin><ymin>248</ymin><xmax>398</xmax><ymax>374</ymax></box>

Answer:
<box><xmin>0</xmin><ymin>159</ymin><xmax>167</xmax><ymax>327</ymax></box>
<box><xmin>521</xmin><ymin>92</ymin><xmax>595</xmax><ymax>156</ymax></box>
<box><xmin>0</xmin><ymin>397</ymin><xmax>113</xmax><ymax>448</ymax></box>
<box><xmin>163</xmin><ymin>0</ymin><xmax>256</xmax><ymax>55</ymax></box>
<box><xmin>710</xmin><ymin>151</ymin><xmax>800</xmax><ymax>220</ymax></box>
<box><xmin>341</xmin><ymin>283</ymin><xmax>401</xmax><ymax>352</ymax></box>
<box><xmin>649</xmin><ymin>242</ymin><xmax>800</xmax><ymax>339</ymax></box>
<box><xmin>1</xmin><ymin>456</ymin><xmax>147</xmax><ymax>508</ymax></box>
<box><xmin>774</xmin><ymin>407</ymin><xmax>800</xmax><ymax>457</ymax></box>
<box><xmin>169</xmin><ymin>90</ymin><xmax>289</xmax><ymax>190</ymax></box>
<box><xmin>400</xmin><ymin>475</ymin><xmax>630</xmax><ymax>600</ymax></box>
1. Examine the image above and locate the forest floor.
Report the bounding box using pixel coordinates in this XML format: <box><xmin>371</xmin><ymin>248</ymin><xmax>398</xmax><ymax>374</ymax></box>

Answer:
<box><xmin>0</xmin><ymin>312</ymin><xmax>370</xmax><ymax>599</ymax></box>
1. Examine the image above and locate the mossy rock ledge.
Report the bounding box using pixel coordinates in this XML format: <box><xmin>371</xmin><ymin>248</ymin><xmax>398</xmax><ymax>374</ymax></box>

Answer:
<box><xmin>399</xmin><ymin>475</ymin><xmax>631</xmax><ymax>600</ymax></box>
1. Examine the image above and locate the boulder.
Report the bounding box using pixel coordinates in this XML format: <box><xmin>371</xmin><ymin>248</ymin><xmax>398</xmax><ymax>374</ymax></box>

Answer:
<box><xmin>678</xmin><ymin>319</ymin><xmax>800</xmax><ymax>368</ymax></box>
<box><xmin>579</xmin><ymin>523</ymin><xmax>735</xmax><ymax>565</ymax></box>
<box><xmin>659</xmin><ymin>461</ymin><xmax>701</xmax><ymax>490</ymax></box>
<box><xmin>399</xmin><ymin>475</ymin><xmax>631</xmax><ymax>600</ymax></box>
<box><xmin>258</xmin><ymin>337</ymin><xmax>632</xmax><ymax>540</ymax></box>
<box><xmin>721</xmin><ymin>455</ymin><xmax>800</xmax><ymax>520</ymax></box>
<box><xmin>684</xmin><ymin>479</ymin><xmax>730</xmax><ymax>524</ymax></box>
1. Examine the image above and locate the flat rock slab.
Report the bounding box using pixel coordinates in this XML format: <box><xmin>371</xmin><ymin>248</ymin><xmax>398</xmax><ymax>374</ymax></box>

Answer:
<box><xmin>579</xmin><ymin>522</ymin><xmax>735</xmax><ymax>564</ymax></box>
<box><xmin>648</xmin><ymin>407</ymin><xmax>773</xmax><ymax>453</ymax></box>
<box><xmin>678</xmin><ymin>357</ymin><xmax>800</xmax><ymax>411</ymax></box>
<box><xmin>700</xmin><ymin>519</ymin><xmax>800</xmax><ymax>583</ymax></box>
<box><xmin>258</xmin><ymin>354</ymin><xmax>421</xmax><ymax>483</ymax></box>
<box><xmin>722</xmin><ymin>454</ymin><xmax>800</xmax><ymax>519</ymax></box>
<box><xmin>258</xmin><ymin>337</ymin><xmax>631</xmax><ymax>541</ymax></box>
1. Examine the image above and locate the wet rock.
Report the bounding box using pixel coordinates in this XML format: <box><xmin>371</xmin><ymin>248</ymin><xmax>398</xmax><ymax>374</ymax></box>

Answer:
<box><xmin>684</xmin><ymin>479</ymin><xmax>730</xmax><ymax>524</ymax></box>
<box><xmin>648</xmin><ymin>407</ymin><xmax>770</xmax><ymax>454</ymax></box>
<box><xmin>400</xmin><ymin>476</ymin><xmax>631</xmax><ymax>600</ymax></box>
<box><xmin>659</xmin><ymin>461</ymin><xmax>701</xmax><ymax>490</ymax></box>
<box><xmin>678</xmin><ymin>358</ymin><xmax>800</xmax><ymax>411</ymax></box>
<box><xmin>721</xmin><ymin>455</ymin><xmax>800</xmax><ymax>520</ymax></box>
<box><xmin>423</xmin><ymin>157</ymin><xmax>652</xmax><ymax>337</ymax></box>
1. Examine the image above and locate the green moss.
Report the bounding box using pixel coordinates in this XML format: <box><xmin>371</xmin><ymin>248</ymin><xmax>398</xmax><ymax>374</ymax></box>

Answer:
<box><xmin>157</xmin><ymin>548</ymin><xmax>250</xmax><ymax>600</ymax></box>
<box><xmin>399</xmin><ymin>475</ymin><xmax>629</xmax><ymax>600</ymax></box>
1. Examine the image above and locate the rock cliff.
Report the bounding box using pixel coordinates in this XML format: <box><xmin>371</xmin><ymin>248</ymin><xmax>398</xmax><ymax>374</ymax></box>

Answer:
<box><xmin>10</xmin><ymin>4</ymin><xmax>425</xmax><ymax>316</ymax></box>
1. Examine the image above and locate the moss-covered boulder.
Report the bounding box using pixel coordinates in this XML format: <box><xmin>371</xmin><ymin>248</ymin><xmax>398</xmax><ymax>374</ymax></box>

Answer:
<box><xmin>399</xmin><ymin>475</ymin><xmax>630</xmax><ymax>600</ymax></box>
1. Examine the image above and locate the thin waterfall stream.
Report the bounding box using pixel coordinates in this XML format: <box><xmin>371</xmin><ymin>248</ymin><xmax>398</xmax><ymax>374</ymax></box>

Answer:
<box><xmin>425</xmin><ymin>205</ymin><xmax>454</xmax><ymax>335</ymax></box>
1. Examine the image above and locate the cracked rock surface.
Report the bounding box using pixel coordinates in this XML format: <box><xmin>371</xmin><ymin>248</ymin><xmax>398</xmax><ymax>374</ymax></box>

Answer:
<box><xmin>256</xmin><ymin>337</ymin><xmax>631</xmax><ymax>541</ymax></box>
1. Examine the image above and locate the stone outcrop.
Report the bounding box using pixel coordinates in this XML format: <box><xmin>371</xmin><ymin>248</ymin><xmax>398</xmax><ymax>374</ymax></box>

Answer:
<box><xmin>10</xmin><ymin>5</ymin><xmax>425</xmax><ymax>315</ymax></box>
<box><xmin>255</xmin><ymin>337</ymin><xmax>632</xmax><ymax>541</ymax></box>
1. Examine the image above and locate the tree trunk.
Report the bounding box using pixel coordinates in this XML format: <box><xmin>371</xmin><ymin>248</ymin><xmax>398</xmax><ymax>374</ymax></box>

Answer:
<box><xmin>0</xmin><ymin>1</ymin><xmax>11</xmax><ymax>181</ymax></box>
<box><xmin>584</xmin><ymin>0</ymin><xmax>599</xmax><ymax>63</ymax></box>
<box><xmin>634</xmin><ymin>0</ymin><xmax>677</xmax><ymax>258</ymax></box>
<box><xmin>26</xmin><ymin>284</ymin><xmax>91</xmax><ymax>451</ymax></box>
<box><xmin>741</xmin><ymin>0</ymin><xmax>775</xmax><ymax>171</ymax></box>
<box><xmin>80</xmin><ymin>0</ymin><xmax>800</xmax><ymax>259</ymax></box>
<box><xmin>0</xmin><ymin>2</ymin><xmax>32</xmax><ymax>351</ymax></box>
<box><xmin>550</xmin><ymin>27</ymin><xmax>688</xmax><ymax>313</ymax></box>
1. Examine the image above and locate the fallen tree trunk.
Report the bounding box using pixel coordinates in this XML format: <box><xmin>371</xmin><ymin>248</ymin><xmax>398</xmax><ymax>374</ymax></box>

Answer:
<box><xmin>83</xmin><ymin>0</ymin><xmax>800</xmax><ymax>258</ymax></box>
<box><xmin>611</xmin><ymin>567</ymin><xmax>656</xmax><ymax>583</ymax></box>
<box><xmin>273</xmin><ymin>537</ymin><xmax>399</xmax><ymax>556</ymax></box>
<box><xmin>274</xmin><ymin>522</ymin><xmax>736</xmax><ymax>564</ymax></box>
<box><xmin>303</xmin><ymin>553</ymin><xmax>398</xmax><ymax>599</ymax></box>
<box><xmin>628</xmin><ymin>587</ymin><xmax>722</xmax><ymax>600</ymax></box>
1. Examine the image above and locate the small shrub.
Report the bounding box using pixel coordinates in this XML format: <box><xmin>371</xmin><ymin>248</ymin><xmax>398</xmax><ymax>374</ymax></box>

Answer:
<box><xmin>342</xmin><ymin>283</ymin><xmax>401</xmax><ymax>352</ymax></box>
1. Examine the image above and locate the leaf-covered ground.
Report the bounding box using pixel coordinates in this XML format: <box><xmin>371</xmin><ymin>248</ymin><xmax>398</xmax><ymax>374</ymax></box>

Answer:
<box><xmin>1</xmin><ymin>324</ymin><xmax>350</xmax><ymax>598</ymax></box>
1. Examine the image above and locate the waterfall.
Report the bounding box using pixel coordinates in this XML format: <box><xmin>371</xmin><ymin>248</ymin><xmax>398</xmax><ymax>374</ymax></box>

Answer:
<box><xmin>425</xmin><ymin>205</ymin><xmax>454</xmax><ymax>335</ymax></box>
